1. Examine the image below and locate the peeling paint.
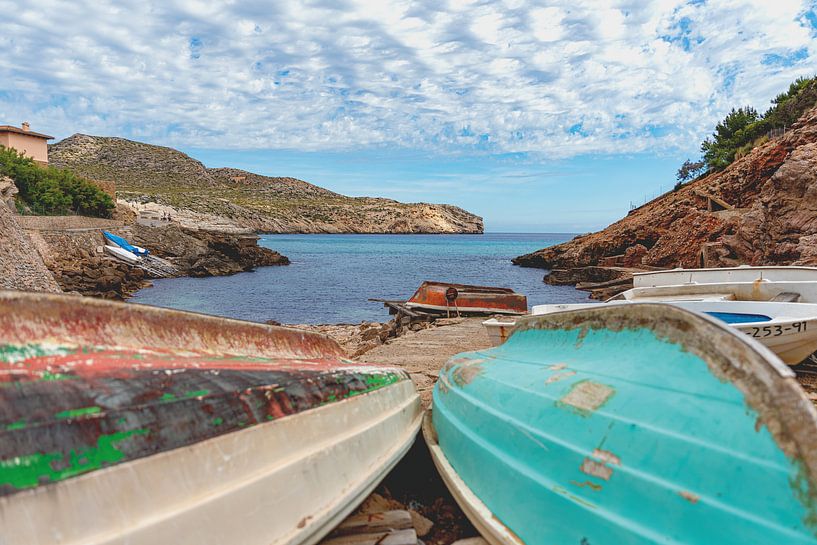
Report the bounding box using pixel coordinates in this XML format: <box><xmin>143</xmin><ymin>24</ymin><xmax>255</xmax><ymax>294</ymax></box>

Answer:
<box><xmin>0</xmin><ymin>428</ymin><xmax>149</xmax><ymax>490</ymax></box>
<box><xmin>580</xmin><ymin>458</ymin><xmax>613</xmax><ymax>481</ymax></box>
<box><xmin>54</xmin><ymin>406</ymin><xmax>101</xmax><ymax>420</ymax></box>
<box><xmin>545</xmin><ymin>371</ymin><xmax>576</xmax><ymax>384</ymax></box>
<box><xmin>679</xmin><ymin>490</ymin><xmax>700</xmax><ymax>504</ymax></box>
<box><xmin>557</xmin><ymin>380</ymin><xmax>615</xmax><ymax>416</ymax></box>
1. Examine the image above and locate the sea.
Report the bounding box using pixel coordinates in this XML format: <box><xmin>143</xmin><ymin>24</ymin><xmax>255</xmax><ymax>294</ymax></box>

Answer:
<box><xmin>129</xmin><ymin>233</ymin><xmax>591</xmax><ymax>324</ymax></box>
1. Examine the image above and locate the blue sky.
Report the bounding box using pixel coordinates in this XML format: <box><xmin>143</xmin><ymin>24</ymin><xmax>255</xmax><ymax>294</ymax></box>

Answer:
<box><xmin>2</xmin><ymin>0</ymin><xmax>816</xmax><ymax>231</ymax></box>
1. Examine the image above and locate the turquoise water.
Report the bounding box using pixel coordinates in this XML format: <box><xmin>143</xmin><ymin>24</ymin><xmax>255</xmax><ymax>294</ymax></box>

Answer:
<box><xmin>129</xmin><ymin>233</ymin><xmax>590</xmax><ymax>324</ymax></box>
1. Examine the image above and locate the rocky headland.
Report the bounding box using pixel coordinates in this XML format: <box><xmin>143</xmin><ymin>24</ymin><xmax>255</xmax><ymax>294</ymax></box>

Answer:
<box><xmin>513</xmin><ymin>102</ymin><xmax>817</xmax><ymax>298</ymax></box>
<box><xmin>49</xmin><ymin>134</ymin><xmax>483</xmax><ymax>234</ymax></box>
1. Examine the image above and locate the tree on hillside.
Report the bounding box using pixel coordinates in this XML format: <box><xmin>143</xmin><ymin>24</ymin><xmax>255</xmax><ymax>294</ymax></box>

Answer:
<box><xmin>700</xmin><ymin>106</ymin><xmax>761</xmax><ymax>171</ymax></box>
<box><xmin>697</xmin><ymin>76</ymin><xmax>817</xmax><ymax>172</ymax></box>
<box><xmin>676</xmin><ymin>159</ymin><xmax>706</xmax><ymax>183</ymax></box>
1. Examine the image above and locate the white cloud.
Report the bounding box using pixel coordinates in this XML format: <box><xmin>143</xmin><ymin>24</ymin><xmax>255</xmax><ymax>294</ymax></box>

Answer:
<box><xmin>0</xmin><ymin>0</ymin><xmax>815</xmax><ymax>157</ymax></box>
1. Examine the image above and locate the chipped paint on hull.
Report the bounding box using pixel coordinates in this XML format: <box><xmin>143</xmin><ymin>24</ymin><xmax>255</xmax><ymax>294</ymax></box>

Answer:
<box><xmin>0</xmin><ymin>292</ymin><xmax>410</xmax><ymax>496</ymax></box>
<box><xmin>431</xmin><ymin>303</ymin><xmax>817</xmax><ymax>545</ymax></box>
<box><xmin>407</xmin><ymin>281</ymin><xmax>527</xmax><ymax>315</ymax></box>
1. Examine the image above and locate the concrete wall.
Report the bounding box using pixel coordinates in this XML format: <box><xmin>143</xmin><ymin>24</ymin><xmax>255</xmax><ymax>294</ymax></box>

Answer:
<box><xmin>0</xmin><ymin>132</ymin><xmax>49</xmax><ymax>164</ymax></box>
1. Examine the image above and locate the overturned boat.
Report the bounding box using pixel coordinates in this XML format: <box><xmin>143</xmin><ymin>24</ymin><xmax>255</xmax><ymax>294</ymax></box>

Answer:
<box><xmin>0</xmin><ymin>292</ymin><xmax>422</xmax><ymax>545</ymax></box>
<box><xmin>428</xmin><ymin>303</ymin><xmax>817</xmax><ymax>545</ymax></box>
<box><xmin>405</xmin><ymin>281</ymin><xmax>527</xmax><ymax>316</ymax></box>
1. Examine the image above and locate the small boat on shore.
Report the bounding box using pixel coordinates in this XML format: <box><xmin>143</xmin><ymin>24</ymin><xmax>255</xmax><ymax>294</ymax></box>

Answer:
<box><xmin>0</xmin><ymin>292</ymin><xmax>422</xmax><ymax>545</ymax></box>
<box><xmin>669</xmin><ymin>300</ymin><xmax>817</xmax><ymax>364</ymax></box>
<box><xmin>103</xmin><ymin>230</ymin><xmax>150</xmax><ymax>256</ymax></box>
<box><xmin>405</xmin><ymin>281</ymin><xmax>527</xmax><ymax>316</ymax></box>
<box><xmin>428</xmin><ymin>303</ymin><xmax>817</xmax><ymax>545</ymax></box>
<box><xmin>104</xmin><ymin>244</ymin><xmax>141</xmax><ymax>264</ymax></box>
<box><xmin>525</xmin><ymin>301</ymin><xmax>817</xmax><ymax>364</ymax></box>
<box><xmin>633</xmin><ymin>265</ymin><xmax>817</xmax><ymax>288</ymax></box>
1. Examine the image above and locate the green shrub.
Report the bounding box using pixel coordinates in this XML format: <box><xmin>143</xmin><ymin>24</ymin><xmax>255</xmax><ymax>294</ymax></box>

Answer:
<box><xmin>0</xmin><ymin>146</ymin><xmax>114</xmax><ymax>217</ymax></box>
<box><xmin>700</xmin><ymin>76</ymin><xmax>817</xmax><ymax>171</ymax></box>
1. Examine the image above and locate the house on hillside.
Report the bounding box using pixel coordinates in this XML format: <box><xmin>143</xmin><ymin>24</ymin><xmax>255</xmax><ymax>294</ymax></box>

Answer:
<box><xmin>0</xmin><ymin>122</ymin><xmax>54</xmax><ymax>165</ymax></box>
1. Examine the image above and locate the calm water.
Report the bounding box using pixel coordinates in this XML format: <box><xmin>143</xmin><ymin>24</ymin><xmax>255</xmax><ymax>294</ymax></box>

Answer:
<box><xmin>129</xmin><ymin>233</ymin><xmax>590</xmax><ymax>324</ymax></box>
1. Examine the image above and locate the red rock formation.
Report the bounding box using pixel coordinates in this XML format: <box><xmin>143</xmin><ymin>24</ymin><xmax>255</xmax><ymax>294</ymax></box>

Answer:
<box><xmin>514</xmin><ymin>104</ymin><xmax>817</xmax><ymax>272</ymax></box>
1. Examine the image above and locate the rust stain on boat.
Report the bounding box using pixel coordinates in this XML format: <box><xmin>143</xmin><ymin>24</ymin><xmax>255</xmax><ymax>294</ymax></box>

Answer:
<box><xmin>570</xmin><ymin>480</ymin><xmax>603</xmax><ymax>491</ymax></box>
<box><xmin>407</xmin><ymin>281</ymin><xmax>527</xmax><ymax>315</ymax></box>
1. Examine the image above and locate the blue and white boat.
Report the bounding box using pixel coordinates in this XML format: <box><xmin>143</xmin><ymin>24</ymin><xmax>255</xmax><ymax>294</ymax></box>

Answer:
<box><xmin>429</xmin><ymin>303</ymin><xmax>817</xmax><ymax>545</ymax></box>
<box><xmin>103</xmin><ymin>230</ymin><xmax>150</xmax><ymax>257</ymax></box>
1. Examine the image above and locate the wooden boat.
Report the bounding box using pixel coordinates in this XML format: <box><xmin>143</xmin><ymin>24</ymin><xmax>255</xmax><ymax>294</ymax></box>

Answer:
<box><xmin>426</xmin><ymin>303</ymin><xmax>817</xmax><ymax>545</ymax></box>
<box><xmin>405</xmin><ymin>282</ymin><xmax>527</xmax><ymax>316</ymax></box>
<box><xmin>633</xmin><ymin>265</ymin><xmax>817</xmax><ymax>288</ymax></box>
<box><xmin>104</xmin><ymin>244</ymin><xmax>141</xmax><ymax>264</ymax></box>
<box><xmin>0</xmin><ymin>292</ymin><xmax>422</xmax><ymax>545</ymax></box>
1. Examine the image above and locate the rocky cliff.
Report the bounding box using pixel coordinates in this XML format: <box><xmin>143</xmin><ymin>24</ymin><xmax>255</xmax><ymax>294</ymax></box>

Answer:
<box><xmin>49</xmin><ymin>135</ymin><xmax>483</xmax><ymax>234</ymax></box>
<box><xmin>514</xmin><ymin>104</ymin><xmax>817</xmax><ymax>275</ymax></box>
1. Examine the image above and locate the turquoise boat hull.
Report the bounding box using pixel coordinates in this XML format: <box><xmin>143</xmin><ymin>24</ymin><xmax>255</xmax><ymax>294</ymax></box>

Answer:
<box><xmin>427</xmin><ymin>303</ymin><xmax>817</xmax><ymax>545</ymax></box>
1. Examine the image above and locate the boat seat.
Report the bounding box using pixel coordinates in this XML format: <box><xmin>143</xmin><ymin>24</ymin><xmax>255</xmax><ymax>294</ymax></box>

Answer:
<box><xmin>771</xmin><ymin>292</ymin><xmax>801</xmax><ymax>302</ymax></box>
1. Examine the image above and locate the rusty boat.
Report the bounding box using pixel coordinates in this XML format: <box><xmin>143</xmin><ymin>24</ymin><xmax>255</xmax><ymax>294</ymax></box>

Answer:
<box><xmin>426</xmin><ymin>304</ymin><xmax>817</xmax><ymax>544</ymax></box>
<box><xmin>0</xmin><ymin>292</ymin><xmax>422</xmax><ymax>545</ymax></box>
<box><xmin>405</xmin><ymin>281</ymin><xmax>527</xmax><ymax>316</ymax></box>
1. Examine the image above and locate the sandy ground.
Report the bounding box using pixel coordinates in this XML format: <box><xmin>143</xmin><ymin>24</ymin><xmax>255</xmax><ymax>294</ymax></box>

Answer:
<box><xmin>360</xmin><ymin>317</ymin><xmax>491</xmax><ymax>407</ymax></box>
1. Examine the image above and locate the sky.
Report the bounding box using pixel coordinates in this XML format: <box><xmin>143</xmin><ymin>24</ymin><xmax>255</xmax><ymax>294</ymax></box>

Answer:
<box><xmin>1</xmin><ymin>0</ymin><xmax>816</xmax><ymax>232</ymax></box>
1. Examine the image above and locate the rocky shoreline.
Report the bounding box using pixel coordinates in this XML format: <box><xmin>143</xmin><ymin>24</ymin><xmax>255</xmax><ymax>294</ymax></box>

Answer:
<box><xmin>46</xmin><ymin>224</ymin><xmax>289</xmax><ymax>300</ymax></box>
<box><xmin>513</xmin><ymin>103</ymin><xmax>817</xmax><ymax>290</ymax></box>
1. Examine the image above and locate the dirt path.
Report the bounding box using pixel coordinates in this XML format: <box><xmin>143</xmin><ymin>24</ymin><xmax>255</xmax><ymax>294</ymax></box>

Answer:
<box><xmin>361</xmin><ymin>317</ymin><xmax>491</xmax><ymax>407</ymax></box>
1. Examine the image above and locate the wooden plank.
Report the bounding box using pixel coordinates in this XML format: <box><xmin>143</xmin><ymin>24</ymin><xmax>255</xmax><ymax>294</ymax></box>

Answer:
<box><xmin>330</xmin><ymin>510</ymin><xmax>413</xmax><ymax>536</ymax></box>
<box><xmin>321</xmin><ymin>529</ymin><xmax>417</xmax><ymax>545</ymax></box>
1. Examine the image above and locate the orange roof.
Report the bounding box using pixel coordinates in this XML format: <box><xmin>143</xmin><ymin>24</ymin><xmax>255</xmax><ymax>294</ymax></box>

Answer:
<box><xmin>0</xmin><ymin>125</ymin><xmax>54</xmax><ymax>140</ymax></box>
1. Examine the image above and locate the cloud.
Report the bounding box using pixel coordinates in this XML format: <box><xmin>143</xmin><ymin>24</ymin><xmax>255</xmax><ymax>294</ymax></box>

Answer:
<box><xmin>0</xmin><ymin>0</ymin><xmax>815</xmax><ymax>158</ymax></box>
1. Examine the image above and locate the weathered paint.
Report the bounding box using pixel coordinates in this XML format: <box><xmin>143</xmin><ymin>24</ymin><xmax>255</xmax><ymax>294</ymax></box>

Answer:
<box><xmin>431</xmin><ymin>303</ymin><xmax>817</xmax><ymax>545</ymax></box>
<box><xmin>0</xmin><ymin>291</ymin><xmax>412</xmax><ymax>497</ymax></box>
<box><xmin>407</xmin><ymin>281</ymin><xmax>527</xmax><ymax>315</ymax></box>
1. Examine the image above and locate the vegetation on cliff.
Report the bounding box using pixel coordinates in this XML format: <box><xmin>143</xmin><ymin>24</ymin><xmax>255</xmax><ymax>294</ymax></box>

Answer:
<box><xmin>48</xmin><ymin>135</ymin><xmax>483</xmax><ymax>234</ymax></box>
<box><xmin>514</xmin><ymin>92</ymin><xmax>817</xmax><ymax>274</ymax></box>
<box><xmin>698</xmin><ymin>76</ymin><xmax>817</xmax><ymax>172</ymax></box>
<box><xmin>0</xmin><ymin>146</ymin><xmax>114</xmax><ymax>217</ymax></box>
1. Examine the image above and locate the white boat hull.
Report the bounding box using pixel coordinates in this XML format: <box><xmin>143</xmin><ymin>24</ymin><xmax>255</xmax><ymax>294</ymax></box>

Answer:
<box><xmin>532</xmin><ymin>301</ymin><xmax>817</xmax><ymax>365</ymax></box>
<box><xmin>616</xmin><ymin>281</ymin><xmax>817</xmax><ymax>304</ymax></box>
<box><xmin>0</xmin><ymin>380</ymin><xmax>422</xmax><ymax>545</ymax></box>
<box><xmin>481</xmin><ymin>318</ymin><xmax>518</xmax><ymax>347</ymax></box>
<box><xmin>634</xmin><ymin>266</ymin><xmax>817</xmax><ymax>287</ymax></box>
<box><xmin>104</xmin><ymin>244</ymin><xmax>140</xmax><ymax>264</ymax></box>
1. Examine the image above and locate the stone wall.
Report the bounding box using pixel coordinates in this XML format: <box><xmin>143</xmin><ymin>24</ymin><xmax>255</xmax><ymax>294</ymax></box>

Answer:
<box><xmin>0</xmin><ymin>200</ymin><xmax>61</xmax><ymax>293</ymax></box>
<box><xmin>16</xmin><ymin>215</ymin><xmax>124</xmax><ymax>230</ymax></box>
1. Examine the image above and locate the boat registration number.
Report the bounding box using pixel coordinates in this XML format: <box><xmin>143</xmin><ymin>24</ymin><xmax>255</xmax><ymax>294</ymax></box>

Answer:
<box><xmin>747</xmin><ymin>322</ymin><xmax>807</xmax><ymax>338</ymax></box>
